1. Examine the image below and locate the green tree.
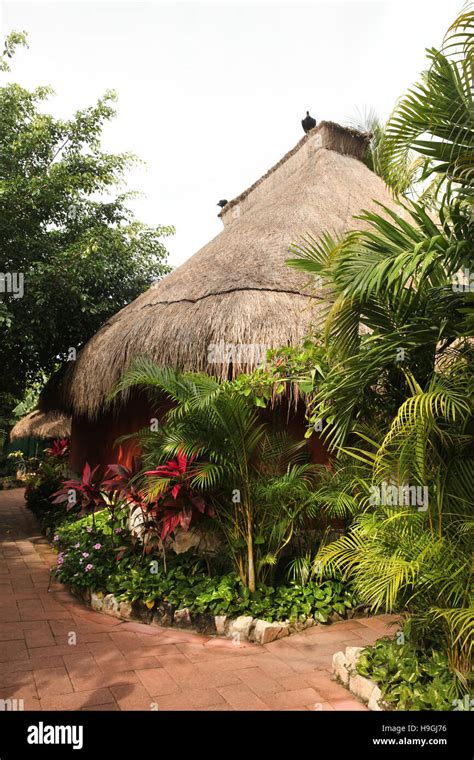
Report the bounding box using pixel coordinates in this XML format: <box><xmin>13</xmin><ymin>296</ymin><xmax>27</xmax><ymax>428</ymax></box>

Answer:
<box><xmin>0</xmin><ymin>32</ymin><xmax>173</xmax><ymax>415</ymax></box>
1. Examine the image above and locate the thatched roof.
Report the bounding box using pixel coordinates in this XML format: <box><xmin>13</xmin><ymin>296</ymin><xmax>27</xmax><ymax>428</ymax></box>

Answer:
<box><xmin>61</xmin><ymin>121</ymin><xmax>398</xmax><ymax>419</ymax></box>
<box><xmin>9</xmin><ymin>410</ymin><xmax>71</xmax><ymax>441</ymax></box>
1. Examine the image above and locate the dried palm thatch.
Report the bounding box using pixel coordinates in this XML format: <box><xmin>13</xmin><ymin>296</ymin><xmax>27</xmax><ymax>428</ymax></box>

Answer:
<box><xmin>61</xmin><ymin>121</ymin><xmax>398</xmax><ymax>420</ymax></box>
<box><xmin>9</xmin><ymin>410</ymin><xmax>71</xmax><ymax>441</ymax></box>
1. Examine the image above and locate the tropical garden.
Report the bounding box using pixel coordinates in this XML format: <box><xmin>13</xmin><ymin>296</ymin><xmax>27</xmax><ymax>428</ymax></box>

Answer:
<box><xmin>7</xmin><ymin>7</ymin><xmax>474</xmax><ymax>712</ymax></box>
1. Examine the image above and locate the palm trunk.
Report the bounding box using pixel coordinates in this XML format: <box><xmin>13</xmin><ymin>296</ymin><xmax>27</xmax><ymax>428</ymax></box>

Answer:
<box><xmin>247</xmin><ymin>508</ymin><xmax>255</xmax><ymax>592</ymax></box>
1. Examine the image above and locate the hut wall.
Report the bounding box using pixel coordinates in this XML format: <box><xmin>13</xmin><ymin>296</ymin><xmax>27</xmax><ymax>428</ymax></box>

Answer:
<box><xmin>259</xmin><ymin>400</ymin><xmax>328</xmax><ymax>465</ymax></box>
<box><xmin>69</xmin><ymin>393</ymin><xmax>156</xmax><ymax>475</ymax></box>
<box><xmin>69</xmin><ymin>393</ymin><xmax>327</xmax><ymax>476</ymax></box>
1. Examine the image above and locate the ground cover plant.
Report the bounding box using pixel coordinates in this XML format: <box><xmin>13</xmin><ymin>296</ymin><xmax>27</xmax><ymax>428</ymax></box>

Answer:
<box><xmin>356</xmin><ymin>635</ymin><xmax>468</xmax><ymax>711</ymax></box>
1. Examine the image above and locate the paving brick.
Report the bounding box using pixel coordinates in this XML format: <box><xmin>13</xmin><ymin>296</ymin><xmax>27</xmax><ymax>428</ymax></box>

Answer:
<box><xmin>71</xmin><ymin>670</ymin><xmax>140</xmax><ymax>692</ymax></box>
<box><xmin>327</xmin><ymin>698</ymin><xmax>368</xmax><ymax>711</ymax></box>
<box><xmin>63</xmin><ymin>653</ymin><xmax>101</xmax><ymax>679</ymax></box>
<box><xmin>304</xmin><ymin>673</ymin><xmax>351</xmax><ymax>700</ymax></box>
<box><xmin>33</xmin><ymin>666</ymin><xmax>74</xmax><ymax>697</ymax></box>
<box><xmin>110</xmin><ymin>682</ymin><xmax>154</xmax><ymax>710</ymax></box>
<box><xmin>0</xmin><ymin>682</ymin><xmax>39</xmax><ymax>700</ymax></box>
<box><xmin>161</xmin><ymin>666</ymin><xmax>240</xmax><ymax>689</ymax></box>
<box><xmin>217</xmin><ymin>684</ymin><xmax>269</xmax><ymax>711</ymax></box>
<box><xmin>0</xmin><ymin>622</ymin><xmax>25</xmax><ymax>640</ymax></box>
<box><xmin>195</xmin><ymin>655</ymin><xmax>267</xmax><ymax>674</ymax></box>
<box><xmin>153</xmin><ymin>688</ymin><xmax>224</xmax><ymax>710</ymax></box>
<box><xmin>236</xmin><ymin>667</ymin><xmax>283</xmax><ymax>695</ymax></box>
<box><xmin>0</xmin><ymin>638</ymin><xmax>28</xmax><ymax>661</ymax></box>
<box><xmin>24</xmin><ymin>623</ymin><xmax>55</xmax><ymax>648</ymax></box>
<box><xmin>264</xmin><ymin>688</ymin><xmax>323</xmax><ymax>710</ymax></box>
<box><xmin>276</xmin><ymin>673</ymin><xmax>323</xmax><ymax>693</ymax></box>
<box><xmin>1</xmin><ymin>655</ymin><xmax>65</xmax><ymax>673</ymax></box>
<box><xmin>136</xmin><ymin>667</ymin><xmax>179</xmax><ymax>696</ymax></box>
<box><xmin>121</xmin><ymin>655</ymin><xmax>162</xmax><ymax>670</ymax></box>
<box><xmin>0</xmin><ymin>669</ymin><xmax>35</xmax><ymax>689</ymax></box>
<box><xmin>40</xmin><ymin>688</ymin><xmax>113</xmax><ymax>710</ymax></box>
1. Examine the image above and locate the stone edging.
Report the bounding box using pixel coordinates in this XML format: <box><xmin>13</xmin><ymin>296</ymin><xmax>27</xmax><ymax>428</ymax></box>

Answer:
<box><xmin>68</xmin><ymin>585</ymin><xmax>364</xmax><ymax>645</ymax></box>
<box><xmin>332</xmin><ymin>646</ymin><xmax>385</xmax><ymax>710</ymax></box>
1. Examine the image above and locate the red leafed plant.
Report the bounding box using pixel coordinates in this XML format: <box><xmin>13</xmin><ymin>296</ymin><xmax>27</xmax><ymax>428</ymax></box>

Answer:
<box><xmin>50</xmin><ymin>462</ymin><xmax>107</xmax><ymax>514</ymax></box>
<box><xmin>45</xmin><ymin>438</ymin><xmax>69</xmax><ymax>458</ymax></box>
<box><xmin>145</xmin><ymin>450</ymin><xmax>214</xmax><ymax>540</ymax></box>
<box><xmin>103</xmin><ymin>457</ymin><xmax>144</xmax><ymax>508</ymax></box>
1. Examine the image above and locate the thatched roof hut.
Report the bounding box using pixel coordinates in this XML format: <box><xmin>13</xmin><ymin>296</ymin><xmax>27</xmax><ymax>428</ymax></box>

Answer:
<box><xmin>9</xmin><ymin>410</ymin><xmax>71</xmax><ymax>441</ymax></box>
<box><xmin>61</xmin><ymin>121</ymin><xmax>396</xmax><ymax>422</ymax></box>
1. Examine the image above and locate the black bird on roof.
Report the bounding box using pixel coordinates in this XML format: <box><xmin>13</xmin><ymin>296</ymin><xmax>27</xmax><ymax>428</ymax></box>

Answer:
<box><xmin>302</xmin><ymin>111</ymin><xmax>317</xmax><ymax>134</ymax></box>
<box><xmin>217</xmin><ymin>199</ymin><xmax>228</xmax><ymax>208</ymax></box>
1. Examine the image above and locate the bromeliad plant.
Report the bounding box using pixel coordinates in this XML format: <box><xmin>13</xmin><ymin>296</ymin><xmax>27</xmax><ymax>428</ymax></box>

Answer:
<box><xmin>50</xmin><ymin>462</ymin><xmax>129</xmax><ymax>547</ymax></box>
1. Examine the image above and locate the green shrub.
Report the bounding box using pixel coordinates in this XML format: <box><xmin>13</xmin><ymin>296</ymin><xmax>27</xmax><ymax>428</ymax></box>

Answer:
<box><xmin>356</xmin><ymin>636</ymin><xmax>469</xmax><ymax>711</ymax></box>
<box><xmin>25</xmin><ymin>462</ymin><xmax>65</xmax><ymax>530</ymax></box>
<box><xmin>52</xmin><ymin>511</ymin><xmax>121</xmax><ymax>589</ymax></box>
<box><xmin>106</xmin><ymin>558</ymin><xmax>358</xmax><ymax>622</ymax></box>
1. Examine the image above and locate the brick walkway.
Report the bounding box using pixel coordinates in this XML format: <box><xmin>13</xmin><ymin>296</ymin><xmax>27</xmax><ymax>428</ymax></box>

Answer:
<box><xmin>0</xmin><ymin>488</ymin><xmax>397</xmax><ymax>711</ymax></box>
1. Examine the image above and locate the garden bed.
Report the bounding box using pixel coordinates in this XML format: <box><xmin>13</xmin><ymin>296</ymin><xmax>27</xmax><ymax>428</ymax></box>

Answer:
<box><xmin>49</xmin><ymin>509</ymin><xmax>369</xmax><ymax>645</ymax></box>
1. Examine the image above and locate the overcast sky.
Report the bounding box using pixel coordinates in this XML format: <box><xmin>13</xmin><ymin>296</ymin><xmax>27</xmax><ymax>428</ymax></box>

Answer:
<box><xmin>1</xmin><ymin>0</ymin><xmax>457</xmax><ymax>266</ymax></box>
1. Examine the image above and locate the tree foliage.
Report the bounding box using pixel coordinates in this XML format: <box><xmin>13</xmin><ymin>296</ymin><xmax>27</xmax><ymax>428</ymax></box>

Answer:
<box><xmin>0</xmin><ymin>32</ymin><xmax>173</xmax><ymax>414</ymax></box>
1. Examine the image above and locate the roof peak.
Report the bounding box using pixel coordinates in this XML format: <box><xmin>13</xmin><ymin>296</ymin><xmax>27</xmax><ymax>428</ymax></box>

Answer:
<box><xmin>219</xmin><ymin>120</ymin><xmax>371</xmax><ymax>220</ymax></box>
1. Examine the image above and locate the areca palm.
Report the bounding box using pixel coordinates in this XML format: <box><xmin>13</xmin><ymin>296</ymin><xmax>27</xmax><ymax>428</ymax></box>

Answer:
<box><xmin>379</xmin><ymin>7</ymin><xmax>474</xmax><ymax>192</ymax></box>
<box><xmin>288</xmin><ymin>199</ymin><xmax>472</xmax><ymax>450</ymax></box>
<box><xmin>316</xmin><ymin>508</ymin><xmax>473</xmax><ymax>680</ymax></box>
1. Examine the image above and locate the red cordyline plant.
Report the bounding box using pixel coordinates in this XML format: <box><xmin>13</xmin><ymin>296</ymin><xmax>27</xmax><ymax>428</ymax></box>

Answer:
<box><xmin>102</xmin><ymin>457</ymin><xmax>151</xmax><ymax>555</ymax></box>
<box><xmin>102</xmin><ymin>457</ymin><xmax>144</xmax><ymax>508</ymax></box>
<box><xmin>145</xmin><ymin>450</ymin><xmax>214</xmax><ymax>541</ymax></box>
<box><xmin>45</xmin><ymin>438</ymin><xmax>69</xmax><ymax>458</ymax></box>
<box><xmin>50</xmin><ymin>462</ymin><xmax>107</xmax><ymax>515</ymax></box>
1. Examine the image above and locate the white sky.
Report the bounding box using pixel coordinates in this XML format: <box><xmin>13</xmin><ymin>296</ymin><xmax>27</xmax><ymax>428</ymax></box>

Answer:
<box><xmin>1</xmin><ymin>0</ymin><xmax>458</xmax><ymax>267</ymax></box>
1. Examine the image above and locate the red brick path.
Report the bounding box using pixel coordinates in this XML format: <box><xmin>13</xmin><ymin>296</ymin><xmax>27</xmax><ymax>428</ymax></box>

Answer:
<box><xmin>0</xmin><ymin>489</ymin><xmax>397</xmax><ymax>711</ymax></box>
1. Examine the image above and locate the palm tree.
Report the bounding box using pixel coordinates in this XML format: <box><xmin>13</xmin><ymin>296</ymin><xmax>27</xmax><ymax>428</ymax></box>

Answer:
<box><xmin>347</xmin><ymin>107</ymin><xmax>424</xmax><ymax>195</ymax></box>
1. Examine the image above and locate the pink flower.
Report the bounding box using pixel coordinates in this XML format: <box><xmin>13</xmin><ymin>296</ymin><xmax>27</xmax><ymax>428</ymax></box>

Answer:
<box><xmin>85</xmin><ymin>564</ymin><xmax>93</xmax><ymax>572</ymax></box>
<box><xmin>114</xmin><ymin>528</ymin><xmax>122</xmax><ymax>534</ymax></box>
<box><xmin>93</xmin><ymin>543</ymin><xmax>101</xmax><ymax>550</ymax></box>
<box><xmin>74</xmin><ymin>542</ymin><xmax>80</xmax><ymax>548</ymax></box>
<box><xmin>86</xmin><ymin>527</ymin><xmax>93</xmax><ymax>533</ymax></box>
<box><xmin>56</xmin><ymin>556</ymin><xmax>64</xmax><ymax>565</ymax></box>
<box><xmin>82</xmin><ymin>552</ymin><xmax>89</xmax><ymax>558</ymax></box>
<box><xmin>53</xmin><ymin>534</ymin><xmax>59</xmax><ymax>541</ymax></box>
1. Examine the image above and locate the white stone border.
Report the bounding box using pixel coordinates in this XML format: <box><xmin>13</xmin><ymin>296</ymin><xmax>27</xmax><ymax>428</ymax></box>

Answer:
<box><xmin>68</xmin><ymin>586</ymin><xmax>369</xmax><ymax>646</ymax></box>
<box><xmin>332</xmin><ymin>646</ymin><xmax>385</xmax><ymax>710</ymax></box>
<box><xmin>70</xmin><ymin>587</ymin><xmax>318</xmax><ymax>644</ymax></box>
